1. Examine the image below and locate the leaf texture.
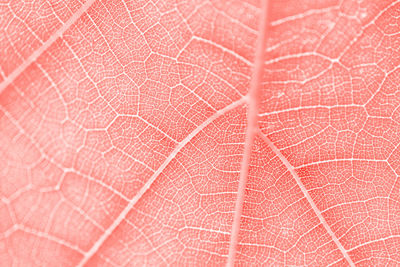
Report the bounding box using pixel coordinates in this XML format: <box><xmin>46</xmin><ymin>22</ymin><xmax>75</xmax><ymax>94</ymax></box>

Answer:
<box><xmin>0</xmin><ymin>0</ymin><xmax>399</xmax><ymax>266</ymax></box>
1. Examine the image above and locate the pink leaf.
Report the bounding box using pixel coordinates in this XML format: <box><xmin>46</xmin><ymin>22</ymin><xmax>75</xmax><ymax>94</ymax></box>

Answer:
<box><xmin>1</xmin><ymin>0</ymin><xmax>399</xmax><ymax>266</ymax></box>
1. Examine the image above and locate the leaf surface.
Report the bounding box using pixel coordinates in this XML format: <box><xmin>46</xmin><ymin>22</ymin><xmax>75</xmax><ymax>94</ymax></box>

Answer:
<box><xmin>0</xmin><ymin>0</ymin><xmax>399</xmax><ymax>266</ymax></box>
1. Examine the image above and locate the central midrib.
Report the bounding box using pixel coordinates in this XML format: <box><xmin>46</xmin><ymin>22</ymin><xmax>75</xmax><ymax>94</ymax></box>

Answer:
<box><xmin>226</xmin><ymin>0</ymin><xmax>270</xmax><ymax>266</ymax></box>
<box><xmin>226</xmin><ymin>0</ymin><xmax>356</xmax><ymax>266</ymax></box>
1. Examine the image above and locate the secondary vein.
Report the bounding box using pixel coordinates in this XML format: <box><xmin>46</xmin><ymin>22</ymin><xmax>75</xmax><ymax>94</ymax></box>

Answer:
<box><xmin>77</xmin><ymin>97</ymin><xmax>247</xmax><ymax>267</ymax></box>
<box><xmin>0</xmin><ymin>0</ymin><xmax>97</xmax><ymax>94</ymax></box>
<box><xmin>258</xmin><ymin>130</ymin><xmax>355</xmax><ymax>267</ymax></box>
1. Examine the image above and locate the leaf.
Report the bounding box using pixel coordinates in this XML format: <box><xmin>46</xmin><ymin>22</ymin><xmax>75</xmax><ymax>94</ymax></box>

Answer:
<box><xmin>0</xmin><ymin>0</ymin><xmax>399</xmax><ymax>266</ymax></box>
